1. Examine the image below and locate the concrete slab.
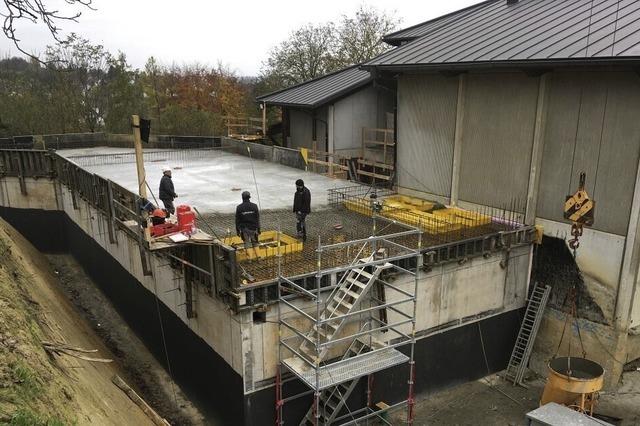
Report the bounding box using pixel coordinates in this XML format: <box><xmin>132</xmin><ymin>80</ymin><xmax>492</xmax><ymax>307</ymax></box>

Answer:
<box><xmin>57</xmin><ymin>147</ymin><xmax>350</xmax><ymax>213</ymax></box>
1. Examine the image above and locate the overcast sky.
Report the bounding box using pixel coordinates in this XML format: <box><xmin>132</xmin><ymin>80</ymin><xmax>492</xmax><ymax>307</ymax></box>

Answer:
<box><xmin>0</xmin><ymin>0</ymin><xmax>479</xmax><ymax>76</ymax></box>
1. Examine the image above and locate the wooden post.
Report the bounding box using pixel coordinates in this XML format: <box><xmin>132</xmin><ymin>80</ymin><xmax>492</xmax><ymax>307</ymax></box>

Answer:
<box><xmin>524</xmin><ymin>73</ymin><xmax>549</xmax><ymax>225</ymax></box>
<box><xmin>312</xmin><ymin>141</ymin><xmax>317</xmax><ymax>173</ymax></box>
<box><xmin>450</xmin><ymin>74</ymin><xmax>467</xmax><ymax>206</ymax></box>
<box><xmin>131</xmin><ymin>115</ymin><xmax>150</xmax><ymax>242</ymax></box>
<box><xmin>262</xmin><ymin>102</ymin><xmax>267</xmax><ymax>138</ymax></box>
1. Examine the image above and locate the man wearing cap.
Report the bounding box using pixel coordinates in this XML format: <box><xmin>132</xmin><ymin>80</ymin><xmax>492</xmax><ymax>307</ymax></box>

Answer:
<box><xmin>293</xmin><ymin>179</ymin><xmax>311</xmax><ymax>242</ymax></box>
<box><xmin>159</xmin><ymin>167</ymin><xmax>178</xmax><ymax>215</ymax></box>
<box><xmin>235</xmin><ymin>191</ymin><xmax>260</xmax><ymax>248</ymax></box>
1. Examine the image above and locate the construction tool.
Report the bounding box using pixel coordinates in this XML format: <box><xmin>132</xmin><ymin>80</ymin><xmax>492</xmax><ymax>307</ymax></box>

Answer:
<box><xmin>564</xmin><ymin>172</ymin><xmax>595</xmax><ymax>251</ymax></box>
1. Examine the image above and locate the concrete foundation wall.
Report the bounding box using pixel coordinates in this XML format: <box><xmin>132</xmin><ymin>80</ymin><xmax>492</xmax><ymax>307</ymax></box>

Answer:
<box><xmin>0</xmin><ymin>176</ymin><xmax>245</xmax><ymax>376</ymax></box>
<box><xmin>244</xmin><ymin>244</ymin><xmax>532</xmax><ymax>394</ymax></box>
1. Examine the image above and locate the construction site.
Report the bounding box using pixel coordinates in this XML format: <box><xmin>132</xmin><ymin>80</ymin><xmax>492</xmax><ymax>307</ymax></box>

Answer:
<box><xmin>2</xmin><ymin>0</ymin><xmax>640</xmax><ymax>425</ymax></box>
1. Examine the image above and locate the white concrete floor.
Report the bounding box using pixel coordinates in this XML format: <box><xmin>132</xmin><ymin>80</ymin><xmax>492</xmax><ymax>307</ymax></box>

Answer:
<box><xmin>58</xmin><ymin>147</ymin><xmax>353</xmax><ymax>213</ymax></box>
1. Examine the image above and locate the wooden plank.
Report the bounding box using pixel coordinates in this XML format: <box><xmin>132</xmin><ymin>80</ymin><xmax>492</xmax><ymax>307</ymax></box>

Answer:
<box><xmin>112</xmin><ymin>375</ymin><xmax>171</xmax><ymax>426</ymax></box>
<box><xmin>364</xmin><ymin>140</ymin><xmax>396</xmax><ymax>147</ymax></box>
<box><xmin>307</xmin><ymin>159</ymin><xmax>349</xmax><ymax>171</ymax></box>
<box><xmin>356</xmin><ymin>169</ymin><xmax>391</xmax><ymax>180</ymax></box>
<box><xmin>357</xmin><ymin>159</ymin><xmax>394</xmax><ymax>170</ymax></box>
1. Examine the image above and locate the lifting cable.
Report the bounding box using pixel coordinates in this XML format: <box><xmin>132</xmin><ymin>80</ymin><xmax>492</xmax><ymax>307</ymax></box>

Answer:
<box><xmin>138</xmin><ymin>181</ymin><xmax>180</xmax><ymax>407</ymax></box>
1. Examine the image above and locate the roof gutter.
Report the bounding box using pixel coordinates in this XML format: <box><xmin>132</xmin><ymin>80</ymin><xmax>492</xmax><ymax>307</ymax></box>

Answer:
<box><xmin>361</xmin><ymin>57</ymin><xmax>640</xmax><ymax>73</ymax></box>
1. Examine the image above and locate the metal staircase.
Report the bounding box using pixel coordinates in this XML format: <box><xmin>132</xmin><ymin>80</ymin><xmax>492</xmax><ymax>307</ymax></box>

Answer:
<box><xmin>300</xmin><ymin>334</ymin><xmax>373</xmax><ymax>425</ymax></box>
<box><xmin>276</xmin><ymin>217</ymin><xmax>422</xmax><ymax>426</ymax></box>
<box><xmin>505</xmin><ymin>283</ymin><xmax>551</xmax><ymax>386</ymax></box>
<box><xmin>298</xmin><ymin>256</ymin><xmax>390</xmax><ymax>363</ymax></box>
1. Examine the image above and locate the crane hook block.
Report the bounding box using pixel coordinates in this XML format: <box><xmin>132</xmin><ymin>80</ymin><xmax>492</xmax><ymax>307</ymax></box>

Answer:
<box><xmin>564</xmin><ymin>172</ymin><xmax>595</xmax><ymax>226</ymax></box>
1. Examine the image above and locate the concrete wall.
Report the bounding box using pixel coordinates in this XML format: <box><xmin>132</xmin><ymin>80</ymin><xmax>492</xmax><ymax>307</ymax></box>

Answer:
<box><xmin>0</xmin><ymin>175</ymin><xmax>246</xmax><ymax>378</ymax></box>
<box><xmin>458</xmin><ymin>73</ymin><xmax>538</xmax><ymax>209</ymax></box>
<box><xmin>287</xmin><ymin>87</ymin><xmax>394</xmax><ymax>153</ymax></box>
<box><xmin>397</xmin><ymin>74</ymin><xmax>457</xmax><ymax>198</ymax></box>
<box><xmin>396</xmin><ymin>68</ymin><xmax>640</xmax><ymax>335</ymax></box>
<box><xmin>536</xmin><ymin>70</ymin><xmax>640</xmax><ymax>236</ymax></box>
<box><xmin>287</xmin><ymin>108</ymin><xmax>327</xmax><ymax>150</ymax></box>
<box><xmin>244</xmin><ymin>244</ymin><xmax>532</xmax><ymax>394</ymax></box>
<box><xmin>333</xmin><ymin>86</ymin><xmax>394</xmax><ymax>153</ymax></box>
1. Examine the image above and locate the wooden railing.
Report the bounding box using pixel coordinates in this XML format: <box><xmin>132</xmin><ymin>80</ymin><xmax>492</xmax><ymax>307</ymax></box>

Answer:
<box><xmin>359</xmin><ymin>127</ymin><xmax>395</xmax><ymax>183</ymax></box>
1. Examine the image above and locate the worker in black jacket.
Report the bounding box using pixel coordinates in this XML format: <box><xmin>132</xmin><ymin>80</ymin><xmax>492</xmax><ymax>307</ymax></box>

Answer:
<box><xmin>236</xmin><ymin>191</ymin><xmax>260</xmax><ymax>248</ymax></box>
<box><xmin>159</xmin><ymin>167</ymin><xmax>178</xmax><ymax>215</ymax></box>
<box><xmin>293</xmin><ymin>179</ymin><xmax>311</xmax><ymax>241</ymax></box>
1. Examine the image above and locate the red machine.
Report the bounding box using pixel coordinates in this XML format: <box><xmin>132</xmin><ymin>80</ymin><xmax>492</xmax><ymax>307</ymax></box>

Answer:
<box><xmin>149</xmin><ymin>205</ymin><xmax>196</xmax><ymax>238</ymax></box>
<box><xmin>177</xmin><ymin>205</ymin><xmax>196</xmax><ymax>234</ymax></box>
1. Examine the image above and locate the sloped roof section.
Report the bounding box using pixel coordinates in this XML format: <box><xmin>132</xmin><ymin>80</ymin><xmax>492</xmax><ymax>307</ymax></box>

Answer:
<box><xmin>382</xmin><ymin>1</ymin><xmax>496</xmax><ymax>46</ymax></box>
<box><xmin>368</xmin><ymin>0</ymin><xmax>640</xmax><ymax>70</ymax></box>
<box><xmin>256</xmin><ymin>65</ymin><xmax>372</xmax><ymax>108</ymax></box>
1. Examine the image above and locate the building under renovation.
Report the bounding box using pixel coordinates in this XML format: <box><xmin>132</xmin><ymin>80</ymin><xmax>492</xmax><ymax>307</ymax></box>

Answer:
<box><xmin>0</xmin><ymin>0</ymin><xmax>639</xmax><ymax>425</ymax></box>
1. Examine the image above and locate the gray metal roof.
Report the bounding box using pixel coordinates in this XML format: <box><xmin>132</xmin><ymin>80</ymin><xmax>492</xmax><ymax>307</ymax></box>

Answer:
<box><xmin>382</xmin><ymin>1</ymin><xmax>495</xmax><ymax>46</ymax></box>
<box><xmin>256</xmin><ymin>65</ymin><xmax>372</xmax><ymax>108</ymax></box>
<box><xmin>368</xmin><ymin>0</ymin><xmax>640</xmax><ymax>70</ymax></box>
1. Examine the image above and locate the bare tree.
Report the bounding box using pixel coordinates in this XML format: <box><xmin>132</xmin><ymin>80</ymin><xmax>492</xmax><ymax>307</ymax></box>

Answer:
<box><xmin>263</xmin><ymin>23</ymin><xmax>338</xmax><ymax>88</ymax></box>
<box><xmin>260</xmin><ymin>6</ymin><xmax>400</xmax><ymax>92</ymax></box>
<box><xmin>1</xmin><ymin>0</ymin><xmax>94</xmax><ymax>58</ymax></box>
<box><xmin>336</xmin><ymin>5</ymin><xmax>400</xmax><ymax>66</ymax></box>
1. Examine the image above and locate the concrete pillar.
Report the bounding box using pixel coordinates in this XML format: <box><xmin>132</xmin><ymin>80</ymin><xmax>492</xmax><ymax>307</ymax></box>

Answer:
<box><xmin>328</xmin><ymin>105</ymin><xmax>335</xmax><ymax>177</ymax></box>
<box><xmin>525</xmin><ymin>73</ymin><xmax>550</xmax><ymax>225</ymax></box>
<box><xmin>614</xmin><ymin>153</ymin><xmax>640</xmax><ymax>331</ymax></box>
<box><xmin>450</xmin><ymin>74</ymin><xmax>466</xmax><ymax>206</ymax></box>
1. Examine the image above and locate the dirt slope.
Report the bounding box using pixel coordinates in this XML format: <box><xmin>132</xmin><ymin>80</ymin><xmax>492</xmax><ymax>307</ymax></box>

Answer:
<box><xmin>0</xmin><ymin>217</ymin><xmax>156</xmax><ymax>425</ymax></box>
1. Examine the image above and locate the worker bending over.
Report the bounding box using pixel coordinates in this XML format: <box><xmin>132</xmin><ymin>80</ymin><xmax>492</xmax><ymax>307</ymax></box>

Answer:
<box><xmin>236</xmin><ymin>191</ymin><xmax>261</xmax><ymax>248</ymax></box>
<box><xmin>293</xmin><ymin>179</ymin><xmax>311</xmax><ymax>242</ymax></box>
<box><xmin>159</xmin><ymin>166</ymin><xmax>178</xmax><ymax>215</ymax></box>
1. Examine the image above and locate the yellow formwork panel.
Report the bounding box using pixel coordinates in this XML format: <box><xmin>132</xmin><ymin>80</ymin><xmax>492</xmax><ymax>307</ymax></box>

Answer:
<box><xmin>342</xmin><ymin>194</ymin><xmax>492</xmax><ymax>235</ymax></box>
<box><xmin>222</xmin><ymin>230</ymin><xmax>303</xmax><ymax>261</ymax></box>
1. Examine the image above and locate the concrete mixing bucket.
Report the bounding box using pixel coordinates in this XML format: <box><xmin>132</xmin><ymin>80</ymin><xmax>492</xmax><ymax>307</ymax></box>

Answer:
<box><xmin>540</xmin><ymin>357</ymin><xmax>604</xmax><ymax>411</ymax></box>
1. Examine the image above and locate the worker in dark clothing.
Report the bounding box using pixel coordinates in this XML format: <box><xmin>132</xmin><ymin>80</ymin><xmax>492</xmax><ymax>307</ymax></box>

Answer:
<box><xmin>159</xmin><ymin>167</ymin><xmax>178</xmax><ymax>215</ymax></box>
<box><xmin>236</xmin><ymin>191</ymin><xmax>260</xmax><ymax>249</ymax></box>
<box><xmin>293</xmin><ymin>179</ymin><xmax>311</xmax><ymax>242</ymax></box>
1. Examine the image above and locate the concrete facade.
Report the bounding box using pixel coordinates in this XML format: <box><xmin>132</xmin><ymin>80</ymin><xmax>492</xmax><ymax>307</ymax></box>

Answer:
<box><xmin>394</xmin><ymin>67</ymin><xmax>640</xmax><ymax>383</ymax></box>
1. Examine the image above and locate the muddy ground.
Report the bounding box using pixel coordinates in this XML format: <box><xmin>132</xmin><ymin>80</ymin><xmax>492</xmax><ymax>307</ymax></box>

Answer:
<box><xmin>47</xmin><ymin>254</ymin><xmax>209</xmax><ymax>426</ymax></box>
<box><xmin>0</xmin><ymin>219</ymin><xmax>153</xmax><ymax>425</ymax></box>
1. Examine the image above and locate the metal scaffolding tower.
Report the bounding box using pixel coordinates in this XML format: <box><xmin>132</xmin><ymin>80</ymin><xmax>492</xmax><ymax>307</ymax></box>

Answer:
<box><xmin>276</xmin><ymin>214</ymin><xmax>422</xmax><ymax>425</ymax></box>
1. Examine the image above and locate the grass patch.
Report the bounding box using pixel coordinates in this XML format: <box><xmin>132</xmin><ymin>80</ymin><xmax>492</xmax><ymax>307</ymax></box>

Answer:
<box><xmin>10</xmin><ymin>362</ymin><xmax>40</xmax><ymax>398</ymax></box>
<box><xmin>5</xmin><ymin>408</ymin><xmax>66</xmax><ymax>426</ymax></box>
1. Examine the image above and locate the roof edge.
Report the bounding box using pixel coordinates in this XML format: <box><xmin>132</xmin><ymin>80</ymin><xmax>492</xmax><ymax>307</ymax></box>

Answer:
<box><xmin>259</xmin><ymin>77</ymin><xmax>373</xmax><ymax>109</ymax></box>
<box><xmin>382</xmin><ymin>0</ymin><xmax>497</xmax><ymax>45</ymax></box>
<box><xmin>256</xmin><ymin>64</ymin><xmax>364</xmax><ymax>103</ymax></box>
<box><xmin>362</xmin><ymin>57</ymin><xmax>640</xmax><ymax>73</ymax></box>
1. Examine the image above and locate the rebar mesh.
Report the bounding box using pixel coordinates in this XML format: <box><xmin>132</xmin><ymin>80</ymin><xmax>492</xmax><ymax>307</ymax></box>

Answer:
<box><xmin>65</xmin><ymin>148</ymin><xmax>226</xmax><ymax>167</ymax></box>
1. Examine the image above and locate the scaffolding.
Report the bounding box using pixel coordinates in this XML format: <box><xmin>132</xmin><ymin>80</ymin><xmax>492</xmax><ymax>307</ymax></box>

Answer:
<box><xmin>276</xmin><ymin>213</ymin><xmax>422</xmax><ymax>425</ymax></box>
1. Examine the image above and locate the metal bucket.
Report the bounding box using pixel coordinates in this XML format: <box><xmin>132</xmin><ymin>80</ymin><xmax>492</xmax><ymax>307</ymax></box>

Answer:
<box><xmin>540</xmin><ymin>357</ymin><xmax>604</xmax><ymax>413</ymax></box>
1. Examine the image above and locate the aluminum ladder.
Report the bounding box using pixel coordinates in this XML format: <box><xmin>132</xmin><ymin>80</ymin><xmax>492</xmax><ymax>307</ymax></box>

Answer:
<box><xmin>505</xmin><ymin>283</ymin><xmax>551</xmax><ymax>386</ymax></box>
<box><xmin>298</xmin><ymin>256</ymin><xmax>390</xmax><ymax>363</ymax></box>
<box><xmin>299</xmin><ymin>337</ymin><xmax>376</xmax><ymax>425</ymax></box>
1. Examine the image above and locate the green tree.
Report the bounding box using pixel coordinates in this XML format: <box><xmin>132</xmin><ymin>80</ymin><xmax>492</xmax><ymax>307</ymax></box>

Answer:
<box><xmin>45</xmin><ymin>34</ymin><xmax>113</xmax><ymax>132</ymax></box>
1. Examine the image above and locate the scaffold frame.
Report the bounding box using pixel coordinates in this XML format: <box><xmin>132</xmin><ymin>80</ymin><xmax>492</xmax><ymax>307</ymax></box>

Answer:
<box><xmin>276</xmin><ymin>212</ymin><xmax>423</xmax><ymax>425</ymax></box>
